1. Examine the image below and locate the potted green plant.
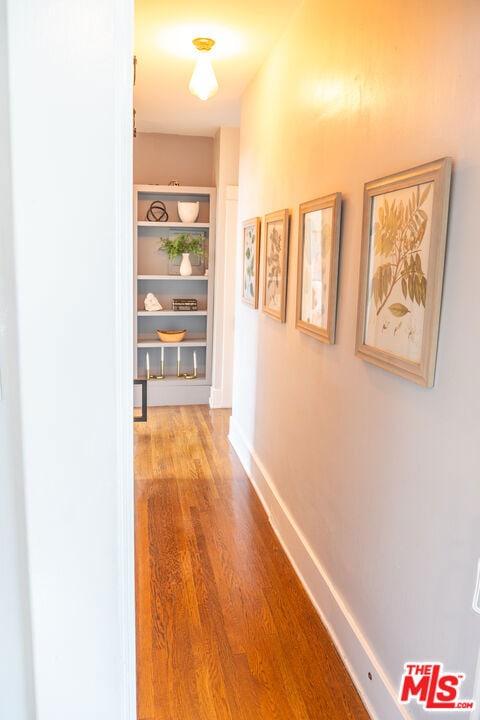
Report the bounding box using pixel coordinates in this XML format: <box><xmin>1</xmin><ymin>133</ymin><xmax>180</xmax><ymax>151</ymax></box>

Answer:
<box><xmin>158</xmin><ymin>233</ymin><xmax>205</xmax><ymax>276</ymax></box>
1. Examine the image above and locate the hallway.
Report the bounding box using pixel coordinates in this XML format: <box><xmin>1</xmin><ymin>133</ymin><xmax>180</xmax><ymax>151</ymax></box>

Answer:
<box><xmin>134</xmin><ymin>405</ymin><xmax>370</xmax><ymax>720</ymax></box>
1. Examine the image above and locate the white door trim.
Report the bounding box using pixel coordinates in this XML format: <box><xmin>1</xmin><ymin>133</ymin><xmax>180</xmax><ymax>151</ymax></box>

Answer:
<box><xmin>113</xmin><ymin>0</ymin><xmax>136</xmax><ymax>717</ymax></box>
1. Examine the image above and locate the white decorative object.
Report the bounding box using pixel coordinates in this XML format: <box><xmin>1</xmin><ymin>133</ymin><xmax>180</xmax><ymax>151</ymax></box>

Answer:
<box><xmin>178</xmin><ymin>201</ymin><xmax>199</xmax><ymax>223</ymax></box>
<box><xmin>144</xmin><ymin>292</ymin><xmax>163</xmax><ymax>311</ymax></box>
<box><xmin>180</xmin><ymin>253</ymin><xmax>193</xmax><ymax>276</ymax></box>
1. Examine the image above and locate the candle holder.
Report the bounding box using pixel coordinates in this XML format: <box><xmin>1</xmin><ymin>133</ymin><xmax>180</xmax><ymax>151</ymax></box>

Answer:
<box><xmin>152</xmin><ymin>359</ymin><xmax>165</xmax><ymax>380</ymax></box>
<box><xmin>183</xmin><ymin>352</ymin><xmax>197</xmax><ymax>380</ymax></box>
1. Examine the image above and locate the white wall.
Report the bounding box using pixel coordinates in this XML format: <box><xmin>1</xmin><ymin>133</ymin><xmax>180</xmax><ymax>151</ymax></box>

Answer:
<box><xmin>230</xmin><ymin>2</ymin><xmax>480</xmax><ymax>719</ymax></box>
<box><xmin>0</xmin><ymin>1</ymin><xmax>35</xmax><ymax>716</ymax></box>
<box><xmin>211</xmin><ymin>127</ymin><xmax>240</xmax><ymax>408</ymax></box>
<box><xmin>133</xmin><ymin>132</ymin><xmax>214</xmax><ymax>186</ymax></box>
<box><xmin>5</xmin><ymin>0</ymin><xmax>136</xmax><ymax>718</ymax></box>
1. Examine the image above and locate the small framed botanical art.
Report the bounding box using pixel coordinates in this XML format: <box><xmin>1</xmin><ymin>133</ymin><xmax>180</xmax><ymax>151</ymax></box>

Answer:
<box><xmin>241</xmin><ymin>217</ymin><xmax>261</xmax><ymax>307</ymax></box>
<box><xmin>355</xmin><ymin>157</ymin><xmax>452</xmax><ymax>386</ymax></box>
<box><xmin>295</xmin><ymin>193</ymin><xmax>342</xmax><ymax>344</ymax></box>
<box><xmin>262</xmin><ymin>209</ymin><xmax>289</xmax><ymax>322</ymax></box>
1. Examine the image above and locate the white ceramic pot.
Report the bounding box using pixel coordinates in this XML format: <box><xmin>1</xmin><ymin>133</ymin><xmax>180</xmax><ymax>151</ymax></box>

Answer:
<box><xmin>178</xmin><ymin>201</ymin><xmax>199</xmax><ymax>223</ymax></box>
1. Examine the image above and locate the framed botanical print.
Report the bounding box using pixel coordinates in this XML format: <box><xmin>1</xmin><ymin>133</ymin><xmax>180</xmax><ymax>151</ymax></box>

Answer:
<box><xmin>355</xmin><ymin>157</ymin><xmax>452</xmax><ymax>386</ymax></box>
<box><xmin>262</xmin><ymin>209</ymin><xmax>289</xmax><ymax>322</ymax></box>
<box><xmin>241</xmin><ymin>217</ymin><xmax>261</xmax><ymax>307</ymax></box>
<box><xmin>295</xmin><ymin>193</ymin><xmax>342</xmax><ymax>343</ymax></box>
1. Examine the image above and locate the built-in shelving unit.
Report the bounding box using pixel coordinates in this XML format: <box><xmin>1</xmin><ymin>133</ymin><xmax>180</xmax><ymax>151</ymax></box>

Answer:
<box><xmin>133</xmin><ymin>184</ymin><xmax>216</xmax><ymax>406</ymax></box>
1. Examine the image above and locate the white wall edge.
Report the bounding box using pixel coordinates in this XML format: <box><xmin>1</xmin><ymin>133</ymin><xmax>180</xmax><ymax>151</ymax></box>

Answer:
<box><xmin>114</xmin><ymin>0</ymin><xmax>136</xmax><ymax>717</ymax></box>
<box><xmin>226</xmin><ymin>184</ymin><xmax>239</xmax><ymax>201</ymax></box>
<box><xmin>228</xmin><ymin>414</ymin><xmax>413</xmax><ymax>720</ymax></box>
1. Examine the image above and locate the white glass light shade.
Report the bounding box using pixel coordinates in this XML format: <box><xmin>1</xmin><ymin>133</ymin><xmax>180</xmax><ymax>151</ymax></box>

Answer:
<box><xmin>189</xmin><ymin>53</ymin><xmax>218</xmax><ymax>101</ymax></box>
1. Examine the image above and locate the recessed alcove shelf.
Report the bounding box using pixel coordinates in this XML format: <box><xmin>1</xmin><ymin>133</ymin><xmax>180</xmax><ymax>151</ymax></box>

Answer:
<box><xmin>134</xmin><ymin>184</ymin><xmax>216</xmax><ymax>406</ymax></box>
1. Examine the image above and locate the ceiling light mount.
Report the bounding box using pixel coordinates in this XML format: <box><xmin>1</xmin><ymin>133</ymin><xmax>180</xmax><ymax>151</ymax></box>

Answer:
<box><xmin>189</xmin><ymin>37</ymin><xmax>218</xmax><ymax>101</ymax></box>
<box><xmin>192</xmin><ymin>37</ymin><xmax>215</xmax><ymax>53</ymax></box>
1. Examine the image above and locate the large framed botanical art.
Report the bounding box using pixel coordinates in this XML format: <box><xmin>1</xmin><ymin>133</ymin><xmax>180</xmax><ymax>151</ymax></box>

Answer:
<box><xmin>295</xmin><ymin>193</ymin><xmax>342</xmax><ymax>344</ymax></box>
<box><xmin>262</xmin><ymin>209</ymin><xmax>289</xmax><ymax>322</ymax></box>
<box><xmin>241</xmin><ymin>217</ymin><xmax>261</xmax><ymax>307</ymax></box>
<box><xmin>355</xmin><ymin>157</ymin><xmax>452</xmax><ymax>387</ymax></box>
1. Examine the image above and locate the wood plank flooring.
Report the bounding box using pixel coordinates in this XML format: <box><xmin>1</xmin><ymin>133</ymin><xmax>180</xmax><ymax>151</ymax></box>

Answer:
<box><xmin>134</xmin><ymin>405</ymin><xmax>370</xmax><ymax>720</ymax></box>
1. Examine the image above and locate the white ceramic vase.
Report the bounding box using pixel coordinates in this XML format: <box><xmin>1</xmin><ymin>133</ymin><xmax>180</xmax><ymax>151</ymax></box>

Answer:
<box><xmin>179</xmin><ymin>253</ymin><xmax>193</xmax><ymax>276</ymax></box>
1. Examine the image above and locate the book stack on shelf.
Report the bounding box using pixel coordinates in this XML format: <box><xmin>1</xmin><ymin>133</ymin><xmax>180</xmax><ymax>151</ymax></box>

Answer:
<box><xmin>172</xmin><ymin>298</ymin><xmax>198</xmax><ymax>311</ymax></box>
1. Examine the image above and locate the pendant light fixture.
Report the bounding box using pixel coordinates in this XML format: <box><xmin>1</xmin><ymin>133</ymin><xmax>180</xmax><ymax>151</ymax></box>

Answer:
<box><xmin>189</xmin><ymin>37</ymin><xmax>218</xmax><ymax>101</ymax></box>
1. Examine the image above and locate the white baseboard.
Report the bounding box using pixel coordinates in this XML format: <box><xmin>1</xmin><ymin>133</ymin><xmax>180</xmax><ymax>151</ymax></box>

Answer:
<box><xmin>209</xmin><ymin>387</ymin><xmax>231</xmax><ymax>408</ymax></box>
<box><xmin>228</xmin><ymin>415</ymin><xmax>413</xmax><ymax>720</ymax></box>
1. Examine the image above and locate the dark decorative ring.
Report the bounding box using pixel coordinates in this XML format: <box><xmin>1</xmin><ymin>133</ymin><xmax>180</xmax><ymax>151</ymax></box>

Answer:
<box><xmin>146</xmin><ymin>201</ymin><xmax>168</xmax><ymax>222</ymax></box>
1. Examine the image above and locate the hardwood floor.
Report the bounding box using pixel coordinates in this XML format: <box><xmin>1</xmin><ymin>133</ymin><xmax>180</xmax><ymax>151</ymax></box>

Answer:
<box><xmin>134</xmin><ymin>405</ymin><xmax>370</xmax><ymax>720</ymax></box>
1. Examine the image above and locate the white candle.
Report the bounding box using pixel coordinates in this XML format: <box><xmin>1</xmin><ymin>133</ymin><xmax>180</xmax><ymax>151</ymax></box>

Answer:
<box><xmin>177</xmin><ymin>347</ymin><xmax>180</xmax><ymax>362</ymax></box>
<box><xmin>146</xmin><ymin>352</ymin><xmax>150</xmax><ymax>375</ymax></box>
<box><xmin>161</xmin><ymin>346</ymin><xmax>164</xmax><ymax>362</ymax></box>
<box><xmin>193</xmin><ymin>351</ymin><xmax>197</xmax><ymax>370</ymax></box>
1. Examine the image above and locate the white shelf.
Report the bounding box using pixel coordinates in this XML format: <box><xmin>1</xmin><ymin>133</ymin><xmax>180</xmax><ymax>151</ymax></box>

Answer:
<box><xmin>137</xmin><ymin>221</ymin><xmax>209</xmax><ymax>229</ymax></box>
<box><xmin>135</xmin><ymin>184</ymin><xmax>215</xmax><ymax>195</ymax></box>
<box><xmin>144</xmin><ymin>375</ymin><xmax>207</xmax><ymax>386</ymax></box>
<box><xmin>137</xmin><ymin>274</ymin><xmax>208</xmax><ymax>281</ymax></box>
<box><xmin>137</xmin><ymin>339</ymin><xmax>207</xmax><ymax>348</ymax></box>
<box><xmin>137</xmin><ymin>310</ymin><xmax>207</xmax><ymax>317</ymax></box>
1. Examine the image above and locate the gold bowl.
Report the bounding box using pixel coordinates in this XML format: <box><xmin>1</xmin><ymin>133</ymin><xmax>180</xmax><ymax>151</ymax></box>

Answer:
<box><xmin>157</xmin><ymin>329</ymin><xmax>186</xmax><ymax>343</ymax></box>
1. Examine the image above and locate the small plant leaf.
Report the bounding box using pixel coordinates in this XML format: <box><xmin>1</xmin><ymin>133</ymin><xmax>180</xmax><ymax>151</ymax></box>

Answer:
<box><xmin>382</xmin><ymin>266</ymin><xmax>389</xmax><ymax>298</ymax></box>
<box><xmin>408</xmin><ymin>274</ymin><xmax>414</xmax><ymax>301</ymax></box>
<box><xmin>421</xmin><ymin>275</ymin><xmax>427</xmax><ymax>306</ymax></box>
<box><xmin>389</xmin><ymin>303</ymin><xmax>410</xmax><ymax>317</ymax></box>
<box><xmin>372</xmin><ymin>266</ymin><xmax>383</xmax><ymax>303</ymax></box>
<box><xmin>417</xmin><ymin>219</ymin><xmax>427</xmax><ymax>245</ymax></box>
<box><xmin>414</xmin><ymin>275</ymin><xmax>421</xmax><ymax>304</ymax></box>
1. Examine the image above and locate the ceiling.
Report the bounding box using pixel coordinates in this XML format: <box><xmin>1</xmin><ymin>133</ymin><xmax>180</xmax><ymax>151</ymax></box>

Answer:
<box><xmin>134</xmin><ymin>0</ymin><xmax>303</xmax><ymax>137</ymax></box>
